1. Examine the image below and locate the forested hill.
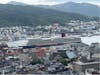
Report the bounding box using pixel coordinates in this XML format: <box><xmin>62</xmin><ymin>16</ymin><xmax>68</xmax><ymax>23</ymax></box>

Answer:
<box><xmin>0</xmin><ymin>4</ymin><xmax>99</xmax><ymax>27</ymax></box>
<box><xmin>38</xmin><ymin>2</ymin><xmax>100</xmax><ymax>17</ymax></box>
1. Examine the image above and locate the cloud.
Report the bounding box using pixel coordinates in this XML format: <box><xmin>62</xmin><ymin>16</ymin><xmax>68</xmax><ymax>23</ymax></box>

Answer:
<box><xmin>0</xmin><ymin>0</ymin><xmax>100</xmax><ymax>6</ymax></box>
<box><xmin>40</xmin><ymin>0</ymin><xmax>100</xmax><ymax>2</ymax></box>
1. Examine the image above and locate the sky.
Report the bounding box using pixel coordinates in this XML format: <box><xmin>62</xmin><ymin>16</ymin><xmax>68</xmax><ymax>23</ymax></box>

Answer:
<box><xmin>0</xmin><ymin>0</ymin><xmax>100</xmax><ymax>6</ymax></box>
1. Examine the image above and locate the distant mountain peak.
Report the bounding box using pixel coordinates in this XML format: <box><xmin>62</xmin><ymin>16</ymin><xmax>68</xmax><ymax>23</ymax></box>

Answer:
<box><xmin>38</xmin><ymin>1</ymin><xmax>100</xmax><ymax>17</ymax></box>
<box><xmin>66</xmin><ymin>1</ymin><xmax>75</xmax><ymax>4</ymax></box>
<box><xmin>7</xmin><ymin>1</ymin><xmax>28</xmax><ymax>6</ymax></box>
<box><xmin>55</xmin><ymin>1</ymin><xmax>99</xmax><ymax>6</ymax></box>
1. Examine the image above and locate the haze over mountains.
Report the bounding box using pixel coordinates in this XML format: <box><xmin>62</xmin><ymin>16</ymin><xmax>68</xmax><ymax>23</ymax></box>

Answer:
<box><xmin>0</xmin><ymin>1</ymin><xmax>99</xmax><ymax>27</ymax></box>
<box><xmin>8</xmin><ymin>1</ymin><xmax>100</xmax><ymax>17</ymax></box>
<box><xmin>8</xmin><ymin>1</ymin><xmax>28</xmax><ymax>6</ymax></box>
<box><xmin>38</xmin><ymin>2</ymin><xmax>100</xmax><ymax>17</ymax></box>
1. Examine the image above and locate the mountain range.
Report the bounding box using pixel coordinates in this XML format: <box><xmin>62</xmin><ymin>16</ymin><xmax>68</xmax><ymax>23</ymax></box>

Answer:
<box><xmin>8</xmin><ymin>1</ymin><xmax>28</xmax><ymax>6</ymax></box>
<box><xmin>37</xmin><ymin>2</ymin><xmax>100</xmax><ymax>17</ymax></box>
<box><xmin>0</xmin><ymin>2</ymin><xmax>99</xmax><ymax>27</ymax></box>
<box><xmin>8</xmin><ymin>1</ymin><xmax>100</xmax><ymax>17</ymax></box>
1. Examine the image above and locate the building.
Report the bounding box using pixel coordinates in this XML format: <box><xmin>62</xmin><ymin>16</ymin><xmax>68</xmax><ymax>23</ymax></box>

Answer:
<box><xmin>85</xmin><ymin>68</ymin><xmax>100</xmax><ymax>75</ymax></box>
<box><xmin>73</xmin><ymin>60</ymin><xmax>100</xmax><ymax>73</ymax></box>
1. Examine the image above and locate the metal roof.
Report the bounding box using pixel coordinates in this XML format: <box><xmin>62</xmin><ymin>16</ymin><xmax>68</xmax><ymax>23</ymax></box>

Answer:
<box><xmin>27</xmin><ymin>37</ymin><xmax>81</xmax><ymax>46</ymax></box>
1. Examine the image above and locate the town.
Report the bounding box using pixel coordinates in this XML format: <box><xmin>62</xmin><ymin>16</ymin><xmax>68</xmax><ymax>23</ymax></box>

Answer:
<box><xmin>0</xmin><ymin>20</ymin><xmax>100</xmax><ymax>75</ymax></box>
<box><xmin>0</xmin><ymin>20</ymin><xmax>100</xmax><ymax>41</ymax></box>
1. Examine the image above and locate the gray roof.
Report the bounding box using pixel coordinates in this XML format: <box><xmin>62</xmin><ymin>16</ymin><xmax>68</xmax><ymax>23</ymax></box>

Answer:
<box><xmin>27</xmin><ymin>37</ymin><xmax>81</xmax><ymax>46</ymax></box>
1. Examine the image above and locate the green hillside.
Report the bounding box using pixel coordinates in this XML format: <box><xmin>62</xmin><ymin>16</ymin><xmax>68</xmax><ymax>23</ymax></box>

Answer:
<box><xmin>0</xmin><ymin>4</ymin><xmax>99</xmax><ymax>27</ymax></box>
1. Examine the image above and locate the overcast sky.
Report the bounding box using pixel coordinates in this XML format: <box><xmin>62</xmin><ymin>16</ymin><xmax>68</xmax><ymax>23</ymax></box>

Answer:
<box><xmin>0</xmin><ymin>0</ymin><xmax>100</xmax><ymax>6</ymax></box>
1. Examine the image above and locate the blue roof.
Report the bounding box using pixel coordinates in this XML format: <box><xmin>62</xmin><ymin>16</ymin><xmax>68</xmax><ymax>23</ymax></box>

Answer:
<box><xmin>66</xmin><ymin>51</ymin><xmax>77</xmax><ymax>59</ymax></box>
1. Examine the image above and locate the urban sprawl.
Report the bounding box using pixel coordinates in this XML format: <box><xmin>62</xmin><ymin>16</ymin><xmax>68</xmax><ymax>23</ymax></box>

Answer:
<box><xmin>0</xmin><ymin>20</ymin><xmax>100</xmax><ymax>75</ymax></box>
